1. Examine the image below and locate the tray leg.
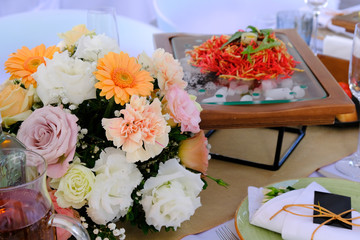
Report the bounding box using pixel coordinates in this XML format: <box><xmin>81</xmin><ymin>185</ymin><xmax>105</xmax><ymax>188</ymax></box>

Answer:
<box><xmin>206</xmin><ymin>126</ymin><xmax>307</xmax><ymax>171</ymax></box>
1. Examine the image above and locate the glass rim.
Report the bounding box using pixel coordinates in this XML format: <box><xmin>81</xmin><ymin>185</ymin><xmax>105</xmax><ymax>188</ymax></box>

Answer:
<box><xmin>0</xmin><ymin>148</ymin><xmax>47</xmax><ymax>191</ymax></box>
<box><xmin>87</xmin><ymin>6</ymin><xmax>117</xmax><ymax>14</ymax></box>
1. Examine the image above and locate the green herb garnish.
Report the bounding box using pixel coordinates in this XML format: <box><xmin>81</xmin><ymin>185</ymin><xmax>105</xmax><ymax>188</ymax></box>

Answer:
<box><xmin>241</xmin><ymin>34</ymin><xmax>281</xmax><ymax>63</ymax></box>
<box><xmin>220</xmin><ymin>25</ymin><xmax>273</xmax><ymax>49</ymax></box>
<box><xmin>262</xmin><ymin>186</ymin><xmax>295</xmax><ymax>204</ymax></box>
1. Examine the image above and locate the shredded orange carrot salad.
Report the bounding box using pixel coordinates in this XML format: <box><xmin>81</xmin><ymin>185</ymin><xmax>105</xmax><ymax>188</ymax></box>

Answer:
<box><xmin>187</xmin><ymin>33</ymin><xmax>300</xmax><ymax>81</ymax></box>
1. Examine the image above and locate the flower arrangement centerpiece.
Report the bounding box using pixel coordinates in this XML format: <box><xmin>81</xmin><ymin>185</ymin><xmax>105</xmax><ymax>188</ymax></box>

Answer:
<box><xmin>0</xmin><ymin>25</ymin><xmax>226</xmax><ymax>240</ymax></box>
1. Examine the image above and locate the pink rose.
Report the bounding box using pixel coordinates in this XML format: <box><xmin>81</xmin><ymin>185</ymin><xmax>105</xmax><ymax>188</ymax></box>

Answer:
<box><xmin>17</xmin><ymin>106</ymin><xmax>78</xmax><ymax>178</ymax></box>
<box><xmin>178</xmin><ymin>130</ymin><xmax>209</xmax><ymax>174</ymax></box>
<box><xmin>164</xmin><ymin>86</ymin><xmax>200</xmax><ymax>133</ymax></box>
<box><xmin>49</xmin><ymin>190</ymin><xmax>80</xmax><ymax>240</ymax></box>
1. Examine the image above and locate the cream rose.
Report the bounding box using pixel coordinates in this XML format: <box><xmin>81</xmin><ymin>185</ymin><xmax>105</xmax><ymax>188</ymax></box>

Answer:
<box><xmin>34</xmin><ymin>51</ymin><xmax>97</xmax><ymax>106</ymax></box>
<box><xmin>50</xmin><ymin>159</ymin><xmax>95</xmax><ymax>209</ymax></box>
<box><xmin>0</xmin><ymin>81</ymin><xmax>35</xmax><ymax>127</ymax></box>
<box><xmin>140</xmin><ymin>159</ymin><xmax>204</xmax><ymax>231</ymax></box>
<box><xmin>58</xmin><ymin>24</ymin><xmax>93</xmax><ymax>51</ymax></box>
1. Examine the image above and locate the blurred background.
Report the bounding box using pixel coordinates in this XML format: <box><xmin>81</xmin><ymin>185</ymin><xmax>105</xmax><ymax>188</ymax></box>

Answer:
<box><xmin>0</xmin><ymin>0</ymin><xmax>358</xmax><ymax>31</ymax></box>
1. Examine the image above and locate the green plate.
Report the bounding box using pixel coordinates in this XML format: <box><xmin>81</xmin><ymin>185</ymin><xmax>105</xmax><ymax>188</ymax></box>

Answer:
<box><xmin>235</xmin><ymin>178</ymin><xmax>360</xmax><ymax>240</ymax></box>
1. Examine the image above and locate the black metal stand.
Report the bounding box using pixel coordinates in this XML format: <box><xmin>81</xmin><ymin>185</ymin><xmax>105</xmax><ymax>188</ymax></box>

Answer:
<box><xmin>205</xmin><ymin>126</ymin><xmax>307</xmax><ymax>171</ymax></box>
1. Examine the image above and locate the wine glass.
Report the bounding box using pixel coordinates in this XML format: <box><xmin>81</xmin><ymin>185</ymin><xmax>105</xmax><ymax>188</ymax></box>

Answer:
<box><xmin>304</xmin><ymin>0</ymin><xmax>328</xmax><ymax>54</ymax></box>
<box><xmin>335</xmin><ymin>22</ymin><xmax>360</xmax><ymax>179</ymax></box>
<box><xmin>87</xmin><ymin>7</ymin><xmax>120</xmax><ymax>45</ymax></box>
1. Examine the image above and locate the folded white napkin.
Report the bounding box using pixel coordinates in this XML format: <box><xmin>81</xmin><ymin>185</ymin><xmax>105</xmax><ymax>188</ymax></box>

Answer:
<box><xmin>322</xmin><ymin>35</ymin><xmax>353</xmax><ymax>60</ymax></box>
<box><xmin>248</xmin><ymin>181</ymin><xmax>360</xmax><ymax>240</ymax></box>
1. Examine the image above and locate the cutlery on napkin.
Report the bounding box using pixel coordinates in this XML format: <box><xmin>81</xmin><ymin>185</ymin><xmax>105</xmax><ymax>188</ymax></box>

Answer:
<box><xmin>248</xmin><ymin>181</ymin><xmax>360</xmax><ymax>240</ymax></box>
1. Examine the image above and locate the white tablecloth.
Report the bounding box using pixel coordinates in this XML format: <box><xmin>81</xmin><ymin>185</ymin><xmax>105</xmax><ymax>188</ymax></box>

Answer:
<box><xmin>0</xmin><ymin>9</ymin><xmax>162</xmax><ymax>83</ymax></box>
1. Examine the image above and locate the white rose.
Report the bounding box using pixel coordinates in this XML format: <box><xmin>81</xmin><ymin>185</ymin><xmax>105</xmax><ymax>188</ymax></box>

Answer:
<box><xmin>74</xmin><ymin>34</ymin><xmax>120</xmax><ymax>62</ymax></box>
<box><xmin>92</xmin><ymin>147</ymin><xmax>128</xmax><ymax>175</ymax></box>
<box><xmin>87</xmin><ymin>148</ymin><xmax>143</xmax><ymax>225</ymax></box>
<box><xmin>34</xmin><ymin>51</ymin><xmax>97</xmax><ymax>105</ymax></box>
<box><xmin>140</xmin><ymin>158</ymin><xmax>204</xmax><ymax>231</ymax></box>
<box><xmin>50</xmin><ymin>159</ymin><xmax>95</xmax><ymax>209</ymax></box>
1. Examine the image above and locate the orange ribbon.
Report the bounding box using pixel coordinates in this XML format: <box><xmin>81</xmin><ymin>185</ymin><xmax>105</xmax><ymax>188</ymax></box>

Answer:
<box><xmin>270</xmin><ymin>204</ymin><xmax>360</xmax><ymax>240</ymax></box>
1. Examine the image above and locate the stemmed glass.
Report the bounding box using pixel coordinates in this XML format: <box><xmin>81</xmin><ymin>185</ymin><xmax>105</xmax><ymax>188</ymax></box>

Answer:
<box><xmin>335</xmin><ymin>23</ymin><xmax>360</xmax><ymax>179</ymax></box>
<box><xmin>87</xmin><ymin>7</ymin><xmax>120</xmax><ymax>45</ymax></box>
<box><xmin>304</xmin><ymin>0</ymin><xmax>328</xmax><ymax>54</ymax></box>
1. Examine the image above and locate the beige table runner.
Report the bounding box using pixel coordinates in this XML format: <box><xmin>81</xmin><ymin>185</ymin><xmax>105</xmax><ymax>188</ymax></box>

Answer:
<box><xmin>122</xmin><ymin>125</ymin><xmax>357</xmax><ymax>240</ymax></box>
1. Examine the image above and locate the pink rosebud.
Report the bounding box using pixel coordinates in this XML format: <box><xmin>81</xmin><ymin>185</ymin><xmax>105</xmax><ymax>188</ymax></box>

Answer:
<box><xmin>49</xmin><ymin>190</ymin><xmax>80</xmax><ymax>240</ymax></box>
<box><xmin>17</xmin><ymin>106</ymin><xmax>78</xmax><ymax>178</ymax></box>
<box><xmin>164</xmin><ymin>86</ymin><xmax>200</xmax><ymax>133</ymax></box>
<box><xmin>178</xmin><ymin>130</ymin><xmax>209</xmax><ymax>174</ymax></box>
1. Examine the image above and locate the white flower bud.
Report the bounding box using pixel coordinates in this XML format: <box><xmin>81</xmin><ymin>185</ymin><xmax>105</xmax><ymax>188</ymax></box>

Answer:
<box><xmin>108</xmin><ymin>223</ymin><xmax>116</xmax><ymax>230</ymax></box>
<box><xmin>113</xmin><ymin>229</ymin><xmax>121</xmax><ymax>236</ymax></box>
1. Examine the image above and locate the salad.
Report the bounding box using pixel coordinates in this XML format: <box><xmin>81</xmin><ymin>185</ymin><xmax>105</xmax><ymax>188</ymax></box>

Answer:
<box><xmin>187</xmin><ymin>26</ymin><xmax>302</xmax><ymax>81</ymax></box>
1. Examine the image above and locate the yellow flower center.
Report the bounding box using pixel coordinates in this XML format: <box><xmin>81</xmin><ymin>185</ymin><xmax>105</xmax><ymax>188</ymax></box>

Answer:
<box><xmin>112</xmin><ymin>68</ymin><xmax>134</xmax><ymax>88</ymax></box>
<box><xmin>23</xmin><ymin>57</ymin><xmax>45</xmax><ymax>73</ymax></box>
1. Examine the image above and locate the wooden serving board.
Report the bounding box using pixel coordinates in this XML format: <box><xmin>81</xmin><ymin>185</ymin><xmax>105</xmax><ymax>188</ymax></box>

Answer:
<box><xmin>331</xmin><ymin>11</ymin><xmax>360</xmax><ymax>33</ymax></box>
<box><xmin>153</xmin><ymin>29</ymin><xmax>354</xmax><ymax>129</ymax></box>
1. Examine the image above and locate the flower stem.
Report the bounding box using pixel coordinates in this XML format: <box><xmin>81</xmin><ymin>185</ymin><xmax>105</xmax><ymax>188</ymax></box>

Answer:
<box><xmin>205</xmin><ymin>175</ymin><xmax>229</xmax><ymax>188</ymax></box>
<box><xmin>104</xmin><ymin>97</ymin><xmax>115</xmax><ymax>118</ymax></box>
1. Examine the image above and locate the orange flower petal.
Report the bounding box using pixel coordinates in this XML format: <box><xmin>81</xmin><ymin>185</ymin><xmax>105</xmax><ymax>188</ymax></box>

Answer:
<box><xmin>4</xmin><ymin>44</ymin><xmax>60</xmax><ymax>88</ymax></box>
<box><xmin>94</xmin><ymin>51</ymin><xmax>153</xmax><ymax>105</ymax></box>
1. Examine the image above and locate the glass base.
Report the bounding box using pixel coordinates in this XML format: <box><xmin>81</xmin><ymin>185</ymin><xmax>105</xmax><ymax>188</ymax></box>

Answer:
<box><xmin>335</xmin><ymin>153</ymin><xmax>360</xmax><ymax>180</ymax></box>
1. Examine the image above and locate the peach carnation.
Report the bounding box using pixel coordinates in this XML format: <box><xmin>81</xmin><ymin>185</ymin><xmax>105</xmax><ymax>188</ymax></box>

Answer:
<box><xmin>102</xmin><ymin>95</ymin><xmax>170</xmax><ymax>162</ymax></box>
<box><xmin>139</xmin><ymin>48</ymin><xmax>187</xmax><ymax>96</ymax></box>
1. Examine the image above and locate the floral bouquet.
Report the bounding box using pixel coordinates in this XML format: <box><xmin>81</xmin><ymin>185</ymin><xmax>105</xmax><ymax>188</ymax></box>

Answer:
<box><xmin>0</xmin><ymin>25</ymin><xmax>225</xmax><ymax>240</ymax></box>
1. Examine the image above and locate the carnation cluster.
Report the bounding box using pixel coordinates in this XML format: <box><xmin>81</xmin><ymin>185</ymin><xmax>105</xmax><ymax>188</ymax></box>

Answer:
<box><xmin>0</xmin><ymin>25</ymin><xmax>223</xmax><ymax>239</ymax></box>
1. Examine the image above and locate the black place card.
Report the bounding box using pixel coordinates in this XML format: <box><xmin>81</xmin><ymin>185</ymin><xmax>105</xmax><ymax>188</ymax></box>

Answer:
<box><xmin>313</xmin><ymin>191</ymin><xmax>352</xmax><ymax>230</ymax></box>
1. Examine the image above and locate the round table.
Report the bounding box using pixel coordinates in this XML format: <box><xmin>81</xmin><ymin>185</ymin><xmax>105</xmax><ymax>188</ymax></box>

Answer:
<box><xmin>0</xmin><ymin>9</ymin><xmax>162</xmax><ymax>82</ymax></box>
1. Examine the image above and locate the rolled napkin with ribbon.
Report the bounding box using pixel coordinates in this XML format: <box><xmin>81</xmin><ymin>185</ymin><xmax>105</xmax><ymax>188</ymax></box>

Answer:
<box><xmin>248</xmin><ymin>181</ymin><xmax>360</xmax><ymax>240</ymax></box>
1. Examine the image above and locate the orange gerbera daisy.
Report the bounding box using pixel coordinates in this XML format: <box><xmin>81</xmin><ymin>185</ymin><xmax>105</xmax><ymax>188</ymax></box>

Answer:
<box><xmin>4</xmin><ymin>44</ymin><xmax>60</xmax><ymax>88</ymax></box>
<box><xmin>94</xmin><ymin>51</ymin><xmax>153</xmax><ymax>105</ymax></box>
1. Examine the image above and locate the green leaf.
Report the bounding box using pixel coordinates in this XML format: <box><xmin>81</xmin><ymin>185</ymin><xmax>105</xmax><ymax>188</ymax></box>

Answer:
<box><xmin>220</xmin><ymin>31</ymin><xmax>243</xmax><ymax>49</ymax></box>
<box><xmin>260</xmin><ymin>28</ymin><xmax>272</xmax><ymax>36</ymax></box>
<box><xmin>220</xmin><ymin>26</ymin><xmax>275</xmax><ymax>50</ymax></box>
<box><xmin>247</xmin><ymin>25</ymin><xmax>272</xmax><ymax>37</ymax></box>
<box><xmin>241</xmin><ymin>45</ymin><xmax>255</xmax><ymax>62</ymax></box>
<box><xmin>241</xmin><ymin>35</ymin><xmax>281</xmax><ymax>63</ymax></box>
<box><xmin>287</xmin><ymin>186</ymin><xmax>296</xmax><ymax>191</ymax></box>
<box><xmin>246</xmin><ymin>25</ymin><xmax>260</xmax><ymax>33</ymax></box>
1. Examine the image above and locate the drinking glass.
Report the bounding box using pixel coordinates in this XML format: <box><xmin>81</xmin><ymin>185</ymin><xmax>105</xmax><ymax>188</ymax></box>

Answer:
<box><xmin>87</xmin><ymin>7</ymin><xmax>120</xmax><ymax>45</ymax></box>
<box><xmin>304</xmin><ymin>0</ymin><xmax>328</xmax><ymax>54</ymax></box>
<box><xmin>0</xmin><ymin>148</ymin><xmax>90</xmax><ymax>240</ymax></box>
<box><xmin>276</xmin><ymin>10</ymin><xmax>313</xmax><ymax>45</ymax></box>
<box><xmin>335</xmin><ymin>23</ymin><xmax>360</xmax><ymax>179</ymax></box>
